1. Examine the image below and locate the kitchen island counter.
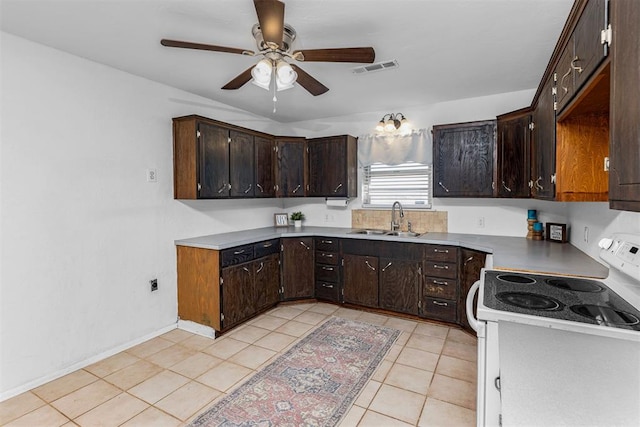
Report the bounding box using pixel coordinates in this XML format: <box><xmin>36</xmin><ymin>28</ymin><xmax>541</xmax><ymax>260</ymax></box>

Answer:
<box><xmin>175</xmin><ymin>227</ymin><xmax>608</xmax><ymax>279</ymax></box>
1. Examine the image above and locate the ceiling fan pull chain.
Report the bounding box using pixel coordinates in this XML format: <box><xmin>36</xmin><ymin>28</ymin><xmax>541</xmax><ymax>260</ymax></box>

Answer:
<box><xmin>272</xmin><ymin>80</ymin><xmax>277</xmax><ymax>113</ymax></box>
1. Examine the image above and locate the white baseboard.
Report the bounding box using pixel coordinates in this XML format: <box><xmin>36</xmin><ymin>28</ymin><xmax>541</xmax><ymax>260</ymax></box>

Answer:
<box><xmin>0</xmin><ymin>322</ymin><xmax>177</xmax><ymax>402</ymax></box>
<box><xmin>177</xmin><ymin>319</ymin><xmax>217</xmax><ymax>339</ymax></box>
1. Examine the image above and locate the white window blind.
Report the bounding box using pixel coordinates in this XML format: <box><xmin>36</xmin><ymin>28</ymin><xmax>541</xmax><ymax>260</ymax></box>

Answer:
<box><xmin>362</xmin><ymin>162</ymin><xmax>432</xmax><ymax>208</ymax></box>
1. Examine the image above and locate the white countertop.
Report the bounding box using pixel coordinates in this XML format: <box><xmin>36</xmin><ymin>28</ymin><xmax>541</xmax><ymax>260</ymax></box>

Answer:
<box><xmin>175</xmin><ymin>226</ymin><xmax>609</xmax><ymax>279</ymax></box>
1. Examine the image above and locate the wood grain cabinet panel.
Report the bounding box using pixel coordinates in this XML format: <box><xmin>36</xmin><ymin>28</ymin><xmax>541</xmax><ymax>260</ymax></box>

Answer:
<box><xmin>458</xmin><ymin>248</ymin><xmax>487</xmax><ymax>332</ymax></box>
<box><xmin>198</xmin><ymin>122</ymin><xmax>231</xmax><ymax>198</ymax></box>
<box><xmin>229</xmin><ymin>130</ymin><xmax>255</xmax><ymax>197</ymax></box>
<box><xmin>531</xmin><ymin>74</ymin><xmax>557</xmax><ymax>200</ymax></box>
<box><xmin>379</xmin><ymin>259</ymin><xmax>420</xmax><ymax>315</ymax></box>
<box><xmin>609</xmin><ymin>0</ymin><xmax>640</xmax><ymax>211</ymax></box>
<box><xmin>275</xmin><ymin>138</ymin><xmax>307</xmax><ymax>197</ymax></box>
<box><xmin>433</xmin><ymin>120</ymin><xmax>496</xmax><ymax>197</ymax></box>
<box><xmin>281</xmin><ymin>237</ymin><xmax>314</xmax><ymax>299</ymax></box>
<box><xmin>496</xmin><ymin>109</ymin><xmax>532</xmax><ymax>198</ymax></box>
<box><xmin>177</xmin><ymin>246</ymin><xmax>221</xmax><ymax>330</ymax></box>
<box><xmin>343</xmin><ymin>254</ymin><xmax>379</xmax><ymax>308</ymax></box>
<box><xmin>254</xmin><ymin>136</ymin><xmax>275</xmax><ymax>197</ymax></box>
<box><xmin>307</xmin><ymin>135</ymin><xmax>357</xmax><ymax>198</ymax></box>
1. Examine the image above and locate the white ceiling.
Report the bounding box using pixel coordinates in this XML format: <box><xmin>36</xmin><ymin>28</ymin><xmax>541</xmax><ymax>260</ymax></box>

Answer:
<box><xmin>0</xmin><ymin>0</ymin><xmax>573</xmax><ymax>123</ymax></box>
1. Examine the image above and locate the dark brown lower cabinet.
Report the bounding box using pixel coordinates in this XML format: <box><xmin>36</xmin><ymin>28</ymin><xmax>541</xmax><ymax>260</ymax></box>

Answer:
<box><xmin>379</xmin><ymin>259</ymin><xmax>420</xmax><ymax>315</ymax></box>
<box><xmin>343</xmin><ymin>254</ymin><xmax>379</xmax><ymax>308</ymax></box>
<box><xmin>281</xmin><ymin>237</ymin><xmax>314</xmax><ymax>300</ymax></box>
<box><xmin>221</xmin><ymin>262</ymin><xmax>255</xmax><ymax>328</ymax></box>
<box><xmin>458</xmin><ymin>248</ymin><xmax>487</xmax><ymax>332</ymax></box>
<box><xmin>254</xmin><ymin>254</ymin><xmax>280</xmax><ymax>310</ymax></box>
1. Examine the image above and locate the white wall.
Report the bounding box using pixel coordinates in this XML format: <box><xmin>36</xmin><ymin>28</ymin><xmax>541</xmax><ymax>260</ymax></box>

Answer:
<box><xmin>0</xmin><ymin>32</ymin><xmax>287</xmax><ymax>397</ymax></box>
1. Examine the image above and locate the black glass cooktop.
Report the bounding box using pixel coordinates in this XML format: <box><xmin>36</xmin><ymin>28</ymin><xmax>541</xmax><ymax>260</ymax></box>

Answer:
<box><xmin>483</xmin><ymin>271</ymin><xmax>640</xmax><ymax>330</ymax></box>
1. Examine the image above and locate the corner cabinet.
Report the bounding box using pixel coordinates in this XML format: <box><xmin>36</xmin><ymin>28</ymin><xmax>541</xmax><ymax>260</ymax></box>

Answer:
<box><xmin>609</xmin><ymin>0</ymin><xmax>640</xmax><ymax>211</ymax></box>
<box><xmin>275</xmin><ymin>138</ymin><xmax>307</xmax><ymax>197</ymax></box>
<box><xmin>307</xmin><ymin>135</ymin><xmax>358</xmax><ymax>198</ymax></box>
<box><xmin>433</xmin><ymin>120</ymin><xmax>496</xmax><ymax>197</ymax></box>
<box><xmin>530</xmin><ymin>74</ymin><xmax>557</xmax><ymax>200</ymax></box>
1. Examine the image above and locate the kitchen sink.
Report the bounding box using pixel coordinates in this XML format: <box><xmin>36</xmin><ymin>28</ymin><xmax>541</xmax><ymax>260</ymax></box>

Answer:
<box><xmin>385</xmin><ymin>231</ymin><xmax>421</xmax><ymax>237</ymax></box>
<box><xmin>349</xmin><ymin>229</ymin><xmax>389</xmax><ymax>235</ymax></box>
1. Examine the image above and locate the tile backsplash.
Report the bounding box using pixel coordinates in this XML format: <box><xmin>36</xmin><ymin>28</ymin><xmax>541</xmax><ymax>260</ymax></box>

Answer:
<box><xmin>351</xmin><ymin>209</ymin><xmax>448</xmax><ymax>233</ymax></box>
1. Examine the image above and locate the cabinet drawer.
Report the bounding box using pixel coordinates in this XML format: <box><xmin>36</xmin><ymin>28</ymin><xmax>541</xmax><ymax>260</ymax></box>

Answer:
<box><xmin>315</xmin><ymin>264</ymin><xmax>340</xmax><ymax>282</ymax></box>
<box><xmin>423</xmin><ymin>297</ymin><xmax>457</xmax><ymax>323</ymax></box>
<box><xmin>315</xmin><ymin>281</ymin><xmax>340</xmax><ymax>302</ymax></box>
<box><xmin>315</xmin><ymin>237</ymin><xmax>339</xmax><ymax>252</ymax></box>
<box><xmin>221</xmin><ymin>244</ymin><xmax>254</xmax><ymax>267</ymax></box>
<box><xmin>423</xmin><ymin>261</ymin><xmax>457</xmax><ymax>279</ymax></box>
<box><xmin>254</xmin><ymin>239</ymin><xmax>279</xmax><ymax>258</ymax></box>
<box><xmin>423</xmin><ymin>276</ymin><xmax>458</xmax><ymax>300</ymax></box>
<box><xmin>424</xmin><ymin>245</ymin><xmax>458</xmax><ymax>263</ymax></box>
<box><xmin>315</xmin><ymin>251</ymin><xmax>339</xmax><ymax>265</ymax></box>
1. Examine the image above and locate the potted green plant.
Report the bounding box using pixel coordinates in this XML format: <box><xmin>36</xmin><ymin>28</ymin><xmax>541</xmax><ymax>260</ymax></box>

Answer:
<box><xmin>290</xmin><ymin>211</ymin><xmax>305</xmax><ymax>228</ymax></box>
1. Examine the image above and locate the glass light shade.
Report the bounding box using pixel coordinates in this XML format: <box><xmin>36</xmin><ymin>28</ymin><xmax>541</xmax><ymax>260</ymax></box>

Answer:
<box><xmin>399</xmin><ymin>117</ymin><xmax>411</xmax><ymax>132</ymax></box>
<box><xmin>275</xmin><ymin>61</ymin><xmax>297</xmax><ymax>91</ymax></box>
<box><xmin>251</xmin><ymin>59</ymin><xmax>272</xmax><ymax>90</ymax></box>
<box><xmin>384</xmin><ymin>118</ymin><xmax>396</xmax><ymax>132</ymax></box>
<box><xmin>375</xmin><ymin>120</ymin><xmax>385</xmax><ymax>132</ymax></box>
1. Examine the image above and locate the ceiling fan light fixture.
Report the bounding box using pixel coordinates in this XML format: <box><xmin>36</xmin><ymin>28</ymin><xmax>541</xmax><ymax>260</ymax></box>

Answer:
<box><xmin>275</xmin><ymin>60</ymin><xmax>297</xmax><ymax>91</ymax></box>
<box><xmin>251</xmin><ymin>59</ymin><xmax>273</xmax><ymax>90</ymax></box>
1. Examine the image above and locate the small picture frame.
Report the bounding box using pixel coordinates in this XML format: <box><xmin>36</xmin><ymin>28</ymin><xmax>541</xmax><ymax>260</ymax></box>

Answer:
<box><xmin>546</xmin><ymin>222</ymin><xmax>568</xmax><ymax>243</ymax></box>
<box><xmin>274</xmin><ymin>213</ymin><xmax>289</xmax><ymax>227</ymax></box>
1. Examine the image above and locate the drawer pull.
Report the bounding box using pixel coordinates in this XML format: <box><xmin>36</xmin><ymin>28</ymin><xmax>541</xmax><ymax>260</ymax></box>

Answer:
<box><xmin>300</xmin><ymin>241</ymin><xmax>310</xmax><ymax>250</ymax></box>
<box><xmin>382</xmin><ymin>262</ymin><xmax>393</xmax><ymax>272</ymax></box>
<box><xmin>433</xmin><ymin>300</ymin><xmax>448</xmax><ymax>307</ymax></box>
<box><xmin>333</xmin><ymin>183</ymin><xmax>343</xmax><ymax>193</ymax></box>
<box><xmin>433</xmin><ymin>249</ymin><xmax>449</xmax><ymax>254</ymax></box>
<box><xmin>242</xmin><ymin>267</ymin><xmax>250</xmax><ymax>273</ymax></box>
<box><xmin>243</xmin><ymin>184</ymin><xmax>253</xmax><ymax>194</ymax></box>
<box><xmin>256</xmin><ymin>262</ymin><xmax>264</xmax><ymax>274</ymax></box>
<box><xmin>433</xmin><ymin>264</ymin><xmax>449</xmax><ymax>270</ymax></box>
<box><xmin>322</xmin><ymin>266</ymin><xmax>334</xmax><ymax>271</ymax></box>
<box><xmin>234</xmin><ymin>249</ymin><xmax>245</xmax><ymax>255</ymax></box>
<box><xmin>321</xmin><ymin>283</ymin><xmax>334</xmax><ymax>289</ymax></box>
<box><xmin>262</xmin><ymin>243</ymin><xmax>272</xmax><ymax>248</ymax></box>
<box><xmin>256</xmin><ymin>183</ymin><xmax>264</xmax><ymax>193</ymax></box>
<box><xmin>365</xmin><ymin>260</ymin><xmax>376</xmax><ymax>271</ymax></box>
<box><xmin>321</xmin><ymin>253</ymin><xmax>334</xmax><ymax>258</ymax></box>
<box><xmin>292</xmin><ymin>184</ymin><xmax>301</xmax><ymax>193</ymax></box>
<box><xmin>321</xmin><ymin>240</ymin><xmax>333</xmax><ymax>244</ymax></box>
<box><xmin>432</xmin><ymin>280</ymin><xmax>449</xmax><ymax>286</ymax></box>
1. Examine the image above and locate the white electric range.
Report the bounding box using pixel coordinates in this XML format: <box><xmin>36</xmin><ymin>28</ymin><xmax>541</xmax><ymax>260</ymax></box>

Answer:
<box><xmin>466</xmin><ymin>233</ymin><xmax>640</xmax><ymax>426</ymax></box>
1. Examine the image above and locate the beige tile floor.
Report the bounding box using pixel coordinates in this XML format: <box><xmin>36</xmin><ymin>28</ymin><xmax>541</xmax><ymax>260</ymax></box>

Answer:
<box><xmin>0</xmin><ymin>302</ymin><xmax>478</xmax><ymax>427</ymax></box>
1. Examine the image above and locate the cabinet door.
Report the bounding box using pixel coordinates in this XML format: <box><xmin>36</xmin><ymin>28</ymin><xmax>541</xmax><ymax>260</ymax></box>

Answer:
<box><xmin>609</xmin><ymin>0</ymin><xmax>640</xmax><ymax>212</ymax></box>
<box><xmin>433</xmin><ymin>120</ymin><xmax>496</xmax><ymax>197</ymax></box>
<box><xmin>198</xmin><ymin>123</ymin><xmax>230</xmax><ymax>198</ymax></box>
<box><xmin>254</xmin><ymin>136</ymin><xmax>275</xmax><ymax>197</ymax></box>
<box><xmin>307</xmin><ymin>136</ymin><xmax>354</xmax><ymax>197</ymax></box>
<box><xmin>281</xmin><ymin>238</ymin><xmax>314</xmax><ymax>299</ymax></box>
<box><xmin>458</xmin><ymin>248</ymin><xmax>486</xmax><ymax>332</ymax></box>
<box><xmin>343</xmin><ymin>254</ymin><xmax>379</xmax><ymax>308</ymax></box>
<box><xmin>531</xmin><ymin>74</ymin><xmax>556</xmax><ymax>199</ymax></box>
<box><xmin>573</xmin><ymin>0</ymin><xmax>607</xmax><ymax>91</ymax></box>
<box><xmin>221</xmin><ymin>262</ymin><xmax>254</xmax><ymax>329</ymax></box>
<box><xmin>276</xmin><ymin>139</ymin><xmax>307</xmax><ymax>197</ymax></box>
<box><xmin>379</xmin><ymin>259</ymin><xmax>420</xmax><ymax>315</ymax></box>
<box><xmin>497</xmin><ymin>112</ymin><xmax>531</xmax><ymax>198</ymax></box>
<box><xmin>229</xmin><ymin>130</ymin><xmax>255</xmax><ymax>197</ymax></box>
<box><xmin>254</xmin><ymin>254</ymin><xmax>280</xmax><ymax>310</ymax></box>
<box><xmin>555</xmin><ymin>40</ymin><xmax>575</xmax><ymax>113</ymax></box>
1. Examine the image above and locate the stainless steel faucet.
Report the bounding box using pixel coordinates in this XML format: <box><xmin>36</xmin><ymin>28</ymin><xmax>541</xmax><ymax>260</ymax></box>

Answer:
<box><xmin>391</xmin><ymin>201</ymin><xmax>404</xmax><ymax>231</ymax></box>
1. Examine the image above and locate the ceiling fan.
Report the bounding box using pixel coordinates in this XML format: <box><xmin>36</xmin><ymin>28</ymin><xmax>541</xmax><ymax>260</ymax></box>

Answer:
<box><xmin>160</xmin><ymin>0</ymin><xmax>375</xmax><ymax>96</ymax></box>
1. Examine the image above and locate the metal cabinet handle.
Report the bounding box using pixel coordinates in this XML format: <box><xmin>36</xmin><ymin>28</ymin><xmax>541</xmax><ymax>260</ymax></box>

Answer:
<box><xmin>217</xmin><ymin>183</ymin><xmax>227</xmax><ymax>194</ymax></box>
<box><xmin>300</xmin><ymin>241</ymin><xmax>310</xmax><ymax>250</ymax></box>
<box><xmin>502</xmin><ymin>181</ymin><xmax>512</xmax><ymax>192</ymax></box>
<box><xmin>495</xmin><ymin>376</ymin><xmax>501</xmax><ymax>391</ymax></box>
<box><xmin>535</xmin><ymin>177</ymin><xmax>544</xmax><ymax>191</ymax></box>
<box><xmin>365</xmin><ymin>260</ymin><xmax>376</xmax><ymax>271</ymax></box>
<box><xmin>571</xmin><ymin>56</ymin><xmax>583</xmax><ymax>73</ymax></box>
<box><xmin>333</xmin><ymin>183</ymin><xmax>343</xmax><ymax>193</ymax></box>
<box><xmin>438</xmin><ymin>181</ymin><xmax>450</xmax><ymax>192</ymax></box>
<box><xmin>256</xmin><ymin>183</ymin><xmax>264</xmax><ymax>193</ymax></box>
<box><xmin>432</xmin><ymin>280</ymin><xmax>449</xmax><ymax>286</ymax></box>
<box><xmin>321</xmin><ymin>283</ymin><xmax>334</xmax><ymax>289</ymax></box>
<box><xmin>243</xmin><ymin>184</ymin><xmax>252</xmax><ymax>194</ymax></box>
<box><xmin>382</xmin><ymin>262</ymin><xmax>393</xmax><ymax>272</ymax></box>
<box><xmin>433</xmin><ymin>264</ymin><xmax>449</xmax><ymax>270</ymax></box>
<box><xmin>433</xmin><ymin>249</ymin><xmax>449</xmax><ymax>254</ymax></box>
<box><xmin>256</xmin><ymin>262</ymin><xmax>264</xmax><ymax>274</ymax></box>
<box><xmin>433</xmin><ymin>300</ymin><xmax>448</xmax><ymax>306</ymax></box>
<box><xmin>560</xmin><ymin>67</ymin><xmax>572</xmax><ymax>93</ymax></box>
<box><xmin>463</xmin><ymin>256</ymin><xmax>475</xmax><ymax>267</ymax></box>
<box><xmin>242</xmin><ymin>266</ymin><xmax>250</xmax><ymax>273</ymax></box>
<box><xmin>292</xmin><ymin>184</ymin><xmax>301</xmax><ymax>193</ymax></box>
<box><xmin>321</xmin><ymin>240</ymin><xmax>333</xmax><ymax>244</ymax></box>
<box><xmin>321</xmin><ymin>253</ymin><xmax>334</xmax><ymax>258</ymax></box>
<box><xmin>262</xmin><ymin>243</ymin><xmax>272</xmax><ymax>248</ymax></box>
<box><xmin>234</xmin><ymin>249</ymin><xmax>245</xmax><ymax>255</ymax></box>
<box><xmin>322</xmin><ymin>266</ymin><xmax>334</xmax><ymax>271</ymax></box>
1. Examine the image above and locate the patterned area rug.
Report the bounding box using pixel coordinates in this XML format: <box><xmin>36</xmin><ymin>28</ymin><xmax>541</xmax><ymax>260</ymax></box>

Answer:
<box><xmin>190</xmin><ymin>317</ymin><xmax>400</xmax><ymax>427</ymax></box>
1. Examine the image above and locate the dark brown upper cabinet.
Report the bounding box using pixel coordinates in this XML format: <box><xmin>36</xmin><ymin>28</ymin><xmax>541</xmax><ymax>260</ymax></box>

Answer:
<box><xmin>555</xmin><ymin>0</ymin><xmax>608</xmax><ymax>113</ymax></box>
<box><xmin>530</xmin><ymin>74</ymin><xmax>557</xmax><ymax>200</ymax></box>
<box><xmin>307</xmin><ymin>135</ymin><xmax>358</xmax><ymax>198</ymax></box>
<box><xmin>275</xmin><ymin>138</ymin><xmax>307</xmax><ymax>197</ymax></box>
<box><xmin>609</xmin><ymin>0</ymin><xmax>640</xmax><ymax>212</ymax></box>
<box><xmin>254</xmin><ymin>136</ymin><xmax>276</xmax><ymax>197</ymax></box>
<box><xmin>496</xmin><ymin>109</ymin><xmax>532</xmax><ymax>198</ymax></box>
<box><xmin>197</xmin><ymin>122</ymin><xmax>231</xmax><ymax>198</ymax></box>
<box><xmin>433</xmin><ymin>120</ymin><xmax>497</xmax><ymax>198</ymax></box>
<box><xmin>229</xmin><ymin>130</ymin><xmax>255</xmax><ymax>198</ymax></box>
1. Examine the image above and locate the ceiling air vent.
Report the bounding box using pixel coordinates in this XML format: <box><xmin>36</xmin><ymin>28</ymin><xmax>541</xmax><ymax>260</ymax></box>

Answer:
<box><xmin>352</xmin><ymin>60</ymin><xmax>399</xmax><ymax>74</ymax></box>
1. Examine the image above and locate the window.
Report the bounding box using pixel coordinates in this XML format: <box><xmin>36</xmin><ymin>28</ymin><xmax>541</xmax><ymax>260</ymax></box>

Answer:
<box><xmin>362</xmin><ymin>162</ymin><xmax>432</xmax><ymax>208</ymax></box>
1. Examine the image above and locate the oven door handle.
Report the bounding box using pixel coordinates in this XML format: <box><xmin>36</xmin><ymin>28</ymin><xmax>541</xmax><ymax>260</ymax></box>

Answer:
<box><xmin>466</xmin><ymin>280</ymin><xmax>481</xmax><ymax>333</ymax></box>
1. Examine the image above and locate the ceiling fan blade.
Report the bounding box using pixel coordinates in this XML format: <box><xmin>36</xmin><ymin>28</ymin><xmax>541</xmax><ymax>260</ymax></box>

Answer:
<box><xmin>254</xmin><ymin>0</ymin><xmax>284</xmax><ymax>49</ymax></box>
<box><xmin>292</xmin><ymin>47</ymin><xmax>375</xmax><ymax>63</ymax></box>
<box><xmin>161</xmin><ymin>39</ymin><xmax>254</xmax><ymax>56</ymax></box>
<box><xmin>291</xmin><ymin>65</ymin><xmax>329</xmax><ymax>96</ymax></box>
<box><xmin>221</xmin><ymin>66</ymin><xmax>255</xmax><ymax>90</ymax></box>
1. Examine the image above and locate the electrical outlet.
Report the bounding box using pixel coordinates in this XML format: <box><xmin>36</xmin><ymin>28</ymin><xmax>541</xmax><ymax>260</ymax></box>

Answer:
<box><xmin>146</xmin><ymin>168</ymin><xmax>157</xmax><ymax>182</ymax></box>
<box><xmin>477</xmin><ymin>217</ymin><xmax>485</xmax><ymax>228</ymax></box>
<box><xmin>150</xmin><ymin>279</ymin><xmax>158</xmax><ymax>291</ymax></box>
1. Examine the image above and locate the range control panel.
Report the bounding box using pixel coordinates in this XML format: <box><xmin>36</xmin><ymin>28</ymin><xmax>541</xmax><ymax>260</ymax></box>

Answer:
<box><xmin>599</xmin><ymin>233</ymin><xmax>640</xmax><ymax>281</ymax></box>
